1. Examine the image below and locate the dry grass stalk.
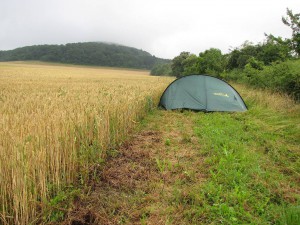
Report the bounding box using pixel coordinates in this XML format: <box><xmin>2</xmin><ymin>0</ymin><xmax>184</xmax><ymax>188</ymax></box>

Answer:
<box><xmin>233</xmin><ymin>83</ymin><xmax>299</xmax><ymax>112</ymax></box>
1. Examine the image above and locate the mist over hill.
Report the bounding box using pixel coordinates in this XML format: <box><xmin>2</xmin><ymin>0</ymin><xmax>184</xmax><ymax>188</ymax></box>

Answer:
<box><xmin>0</xmin><ymin>42</ymin><xmax>169</xmax><ymax>69</ymax></box>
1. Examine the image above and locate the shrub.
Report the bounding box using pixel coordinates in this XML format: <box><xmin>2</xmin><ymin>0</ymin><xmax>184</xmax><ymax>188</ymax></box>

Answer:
<box><xmin>150</xmin><ymin>63</ymin><xmax>172</xmax><ymax>76</ymax></box>
<box><xmin>223</xmin><ymin>60</ymin><xmax>300</xmax><ymax>101</ymax></box>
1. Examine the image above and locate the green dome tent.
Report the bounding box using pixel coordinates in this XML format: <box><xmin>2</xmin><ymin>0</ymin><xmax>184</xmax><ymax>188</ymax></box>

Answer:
<box><xmin>159</xmin><ymin>75</ymin><xmax>247</xmax><ymax>112</ymax></box>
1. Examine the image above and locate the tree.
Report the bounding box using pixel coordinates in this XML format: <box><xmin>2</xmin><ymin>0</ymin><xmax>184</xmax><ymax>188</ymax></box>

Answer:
<box><xmin>150</xmin><ymin>63</ymin><xmax>172</xmax><ymax>76</ymax></box>
<box><xmin>171</xmin><ymin>52</ymin><xmax>191</xmax><ymax>77</ymax></box>
<box><xmin>198</xmin><ymin>48</ymin><xmax>225</xmax><ymax>77</ymax></box>
<box><xmin>259</xmin><ymin>34</ymin><xmax>291</xmax><ymax>64</ymax></box>
<box><xmin>282</xmin><ymin>8</ymin><xmax>300</xmax><ymax>56</ymax></box>
<box><xmin>226</xmin><ymin>37</ymin><xmax>290</xmax><ymax>70</ymax></box>
<box><xmin>182</xmin><ymin>54</ymin><xmax>199</xmax><ymax>75</ymax></box>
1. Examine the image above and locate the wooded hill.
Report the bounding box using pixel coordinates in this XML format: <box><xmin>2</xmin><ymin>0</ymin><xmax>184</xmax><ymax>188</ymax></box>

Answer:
<box><xmin>0</xmin><ymin>42</ymin><xmax>169</xmax><ymax>69</ymax></box>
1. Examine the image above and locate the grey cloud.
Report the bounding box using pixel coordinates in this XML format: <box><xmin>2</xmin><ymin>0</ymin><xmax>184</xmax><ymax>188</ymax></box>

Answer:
<box><xmin>0</xmin><ymin>0</ymin><xmax>299</xmax><ymax>58</ymax></box>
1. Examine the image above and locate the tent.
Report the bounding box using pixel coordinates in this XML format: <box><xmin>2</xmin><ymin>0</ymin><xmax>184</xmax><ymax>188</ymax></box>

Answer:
<box><xmin>159</xmin><ymin>75</ymin><xmax>247</xmax><ymax>112</ymax></box>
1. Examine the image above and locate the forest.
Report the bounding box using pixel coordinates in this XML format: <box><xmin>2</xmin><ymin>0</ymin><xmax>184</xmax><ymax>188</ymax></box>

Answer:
<box><xmin>0</xmin><ymin>42</ymin><xmax>169</xmax><ymax>69</ymax></box>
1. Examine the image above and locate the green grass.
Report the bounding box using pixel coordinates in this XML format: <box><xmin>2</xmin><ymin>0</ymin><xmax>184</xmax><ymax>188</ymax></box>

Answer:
<box><xmin>182</xmin><ymin>95</ymin><xmax>300</xmax><ymax>224</ymax></box>
<box><xmin>147</xmin><ymin>89</ymin><xmax>299</xmax><ymax>224</ymax></box>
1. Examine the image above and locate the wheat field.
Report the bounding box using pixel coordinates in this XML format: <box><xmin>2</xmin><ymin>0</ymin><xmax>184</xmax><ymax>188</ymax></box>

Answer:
<box><xmin>0</xmin><ymin>61</ymin><xmax>173</xmax><ymax>224</ymax></box>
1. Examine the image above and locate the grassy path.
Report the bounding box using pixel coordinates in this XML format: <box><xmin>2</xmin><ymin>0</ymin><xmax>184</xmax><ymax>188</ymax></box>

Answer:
<box><xmin>63</xmin><ymin>88</ymin><xmax>300</xmax><ymax>225</ymax></box>
<box><xmin>64</xmin><ymin>110</ymin><xmax>205</xmax><ymax>224</ymax></box>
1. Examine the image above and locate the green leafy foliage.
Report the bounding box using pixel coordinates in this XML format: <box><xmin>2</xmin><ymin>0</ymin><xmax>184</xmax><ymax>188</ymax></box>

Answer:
<box><xmin>224</xmin><ymin>60</ymin><xmax>300</xmax><ymax>101</ymax></box>
<box><xmin>226</xmin><ymin>39</ymin><xmax>291</xmax><ymax>70</ymax></box>
<box><xmin>198</xmin><ymin>48</ymin><xmax>226</xmax><ymax>77</ymax></box>
<box><xmin>43</xmin><ymin>188</ymin><xmax>81</xmax><ymax>222</ymax></box>
<box><xmin>182</xmin><ymin>54</ymin><xmax>199</xmax><ymax>76</ymax></box>
<box><xmin>282</xmin><ymin>8</ymin><xmax>300</xmax><ymax>56</ymax></box>
<box><xmin>150</xmin><ymin>63</ymin><xmax>172</xmax><ymax>76</ymax></box>
<box><xmin>171</xmin><ymin>51</ymin><xmax>191</xmax><ymax>77</ymax></box>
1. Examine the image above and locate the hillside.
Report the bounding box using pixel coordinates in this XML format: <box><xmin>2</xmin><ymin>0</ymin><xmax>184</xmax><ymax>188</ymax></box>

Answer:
<box><xmin>0</xmin><ymin>42</ymin><xmax>169</xmax><ymax>69</ymax></box>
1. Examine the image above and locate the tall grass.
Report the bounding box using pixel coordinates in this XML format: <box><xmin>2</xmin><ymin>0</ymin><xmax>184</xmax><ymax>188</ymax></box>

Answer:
<box><xmin>0</xmin><ymin>62</ymin><xmax>172</xmax><ymax>224</ymax></box>
<box><xmin>233</xmin><ymin>83</ymin><xmax>299</xmax><ymax>112</ymax></box>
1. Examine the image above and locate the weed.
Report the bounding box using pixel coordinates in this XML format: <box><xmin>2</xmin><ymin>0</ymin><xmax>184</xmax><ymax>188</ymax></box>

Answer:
<box><xmin>165</xmin><ymin>138</ymin><xmax>171</xmax><ymax>146</ymax></box>
<box><xmin>281</xmin><ymin>205</ymin><xmax>300</xmax><ymax>225</ymax></box>
<box><xmin>43</xmin><ymin>188</ymin><xmax>81</xmax><ymax>223</ymax></box>
<box><xmin>155</xmin><ymin>157</ymin><xmax>172</xmax><ymax>173</ymax></box>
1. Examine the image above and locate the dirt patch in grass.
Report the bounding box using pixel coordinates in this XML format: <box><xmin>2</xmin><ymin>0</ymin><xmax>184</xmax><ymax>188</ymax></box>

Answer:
<box><xmin>62</xmin><ymin>111</ymin><xmax>206</xmax><ymax>225</ymax></box>
<box><xmin>63</xmin><ymin>130</ymin><xmax>163</xmax><ymax>224</ymax></box>
<box><xmin>101</xmin><ymin>131</ymin><xmax>161</xmax><ymax>190</ymax></box>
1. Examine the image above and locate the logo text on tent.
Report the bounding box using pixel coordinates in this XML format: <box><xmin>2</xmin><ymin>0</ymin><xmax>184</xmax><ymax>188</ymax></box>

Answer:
<box><xmin>213</xmin><ymin>92</ymin><xmax>229</xmax><ymax>97</ymax></box>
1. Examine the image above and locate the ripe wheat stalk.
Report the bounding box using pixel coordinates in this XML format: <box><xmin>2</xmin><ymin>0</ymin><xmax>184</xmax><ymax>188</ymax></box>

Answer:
<box><xmin>0</xmin><ymin>62</ymin><xmax>172</xmax><ymax>224</ymax></box>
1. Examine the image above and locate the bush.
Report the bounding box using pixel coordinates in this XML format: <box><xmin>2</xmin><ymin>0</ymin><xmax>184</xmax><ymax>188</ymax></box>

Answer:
<box><xmin>150</xmin><ymin>63</ymin><xmax>172</xmax><ymax>76</ymax></box>
<box><xmin>223</xmin><ymin>60</ymin><xmax>300</xmax><ymax>101</ymax></box>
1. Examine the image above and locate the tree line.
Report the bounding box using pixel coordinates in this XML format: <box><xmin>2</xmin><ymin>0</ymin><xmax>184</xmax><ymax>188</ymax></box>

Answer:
<box><xmin>151</xmin><ymin>8</ymin><xmax>300</xmax><ymax>101</ymax></box>
<box><xmin>0</xmin><ymin>42</ymin><xmax>169</xmax><ymax>69</ymax></box>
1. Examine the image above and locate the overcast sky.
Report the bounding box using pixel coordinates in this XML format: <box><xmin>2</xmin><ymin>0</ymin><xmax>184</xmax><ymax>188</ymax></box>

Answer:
<box><xmin>0</xmin><ymin>0</ymin><xmax>299</xmax><ymax>59</ymax></box>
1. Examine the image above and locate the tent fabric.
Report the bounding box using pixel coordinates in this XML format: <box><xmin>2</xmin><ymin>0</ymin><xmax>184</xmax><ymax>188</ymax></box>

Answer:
<box><xmin>159</xmin><ymin>75</ymin><xmax>247</xmax><ymax>112</ymax></box>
